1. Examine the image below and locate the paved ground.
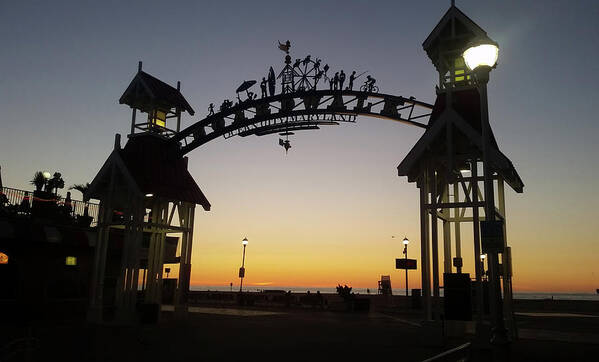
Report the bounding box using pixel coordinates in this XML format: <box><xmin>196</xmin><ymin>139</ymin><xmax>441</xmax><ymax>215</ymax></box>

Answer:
<box><xmin>3</xmin><ymin>307</ymin><xmax>599</xmax><ymax>361</ymax></box>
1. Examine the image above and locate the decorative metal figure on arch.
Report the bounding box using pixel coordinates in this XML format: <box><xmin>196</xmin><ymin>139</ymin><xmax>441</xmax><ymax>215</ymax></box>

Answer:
<box><xmin>172</xmin><ymin>40</ymin><xmax>433</xmax><ymax>156</ymax></box>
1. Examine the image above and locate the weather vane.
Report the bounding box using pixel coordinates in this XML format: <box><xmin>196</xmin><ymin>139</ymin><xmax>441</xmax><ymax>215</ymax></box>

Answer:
<box><xmin>278</xmin><ymin>40</ymin><xmax>291</xmax><ymax>54</ymax></box>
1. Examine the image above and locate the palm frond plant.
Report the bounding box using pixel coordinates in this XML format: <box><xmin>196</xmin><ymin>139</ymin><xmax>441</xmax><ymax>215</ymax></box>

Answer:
<box><xmin>70</xmin><ymin>182</ymin><xmax>91</xmax><ymax>219</ymax></box>
<box><xmin>30</xmin><ymin>171</ymin><xmax>46</xmax><ymax>192</ymax></box>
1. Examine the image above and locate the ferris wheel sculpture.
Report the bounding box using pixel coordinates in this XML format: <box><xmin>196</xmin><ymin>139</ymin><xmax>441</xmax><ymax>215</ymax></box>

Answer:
<box><xmin>293</xmin><ymin>55</ymin><xmax>325</xmax><ymax>91</ymax></box>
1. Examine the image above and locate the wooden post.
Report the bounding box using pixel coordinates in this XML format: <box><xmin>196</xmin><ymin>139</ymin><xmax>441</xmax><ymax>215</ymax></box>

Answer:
<box><xmin>471</xmin><ymin>161</ymin><xmax>484</xmax><ymax>325</ymax></box>
<box><xmin>420</xmin><ymin>172</ymin><xmax>431</xmax><ymax>321</ymax></box>
<box><xmin>442</xmin><ymin>184</ymin><xmax>452</xmax><ymax>274</ymax></box>
<box><xmin>87</xmin><ymin>163</ymin><xmax>116</xmax><ymax>322</ymax></box>
<box><xmin>430</xmin><ymin>167</ymin><xmax>440</xmax><ymax>320</ymax></box>
<box><xmin>453</xmin><ymin>182</ymin><xmax>462</xmax><ymax>273</ymax></box>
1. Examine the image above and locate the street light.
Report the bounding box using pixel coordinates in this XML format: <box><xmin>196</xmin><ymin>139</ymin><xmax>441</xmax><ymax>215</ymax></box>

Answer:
<box><xmin>463</xmin><ymin>38</ymin><xmax>508</xmax><ymax>346</ymax></box>
<box><xmin>463</xmin><ymin>40</ymin><xmax>499</xmax><ymax>71</ymax></box>
<box><xmin>239</xmin><ymin>237</ymin><xmax>248</xmax><ymax>293</ymax></box>
<box><xmin>480</xmin><ymin>254</ymin><xmax>487</xmax><ymax>280</ymax></box>
<box><xmin>402</xmin><ymin>237</ymin><xmax>410</xmax><ymax>297</ymax></box>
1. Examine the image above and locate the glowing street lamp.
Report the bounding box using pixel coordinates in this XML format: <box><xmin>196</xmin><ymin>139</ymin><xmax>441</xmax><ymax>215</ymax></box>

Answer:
<box><xmin>239</xmin><ymin>237</ymin><xmax>248</xmax><ymax>293</ymax></box>
<box><xmin>463</xmin><ymin>40</ymin><xmax>499</xmax><ymax>71</ymax></box>
<box><xmin>480</xmin><ymin>254</ymin><xmax>487</xmax><ymax>280</ymax></box>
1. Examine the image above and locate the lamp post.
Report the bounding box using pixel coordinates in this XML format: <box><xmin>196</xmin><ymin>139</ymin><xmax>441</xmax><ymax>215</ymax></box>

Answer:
<box><xmin>402</xmin><ymin>237</ymin><xmax>410</xmax><ymax>297</ymax></box>
<box><xmin>239</xmin><ymin>237</ymin><xmax>248</xmax><ymax>293</ymax></box>
<box><xmin>480</xmin><ymin>254</ymin><xmax>487</xmax><ymax>281</ymax></box>
<box><xmin>463</xmin><ymin>39</ymin><xmax>509</xmax><ymax>345</ymax></box>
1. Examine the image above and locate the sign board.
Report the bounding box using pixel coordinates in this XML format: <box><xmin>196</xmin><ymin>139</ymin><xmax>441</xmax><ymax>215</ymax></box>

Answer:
<box><xmin>480</xmin><ymin>220</ymin><xmax>504</xmax><ymax>254</ymax></box>
<box><xmin>396</xmin><ymin>258</ymin><xmax>417</xmax><ymax>270</ymax></box>
<box><xmin>453</xmin><ymin>257</ymin><xmax>463</xmax><ymax>268</ymax></box>
<box><xmin>238</xmin><ymin>267</ymin><xmax>245</xmax><ymax>278</ymax></box>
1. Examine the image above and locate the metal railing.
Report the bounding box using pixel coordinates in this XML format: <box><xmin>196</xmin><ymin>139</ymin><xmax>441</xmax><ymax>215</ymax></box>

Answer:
<box><xmin>1</xmin><ymin>186</ymin><xmax>99</xmax><ymax>226</ymax></box>
<box><xmin>422</xmin><ymin>342</ymin><xmax>471</xmax><ymax>362</ymax></box>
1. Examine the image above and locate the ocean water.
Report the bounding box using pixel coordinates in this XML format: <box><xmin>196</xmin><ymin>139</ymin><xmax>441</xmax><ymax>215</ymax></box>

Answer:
<box><xmin>190</xmin><ymin>285</ymin><xmax>599</xmax><ymax>301</ymax></box>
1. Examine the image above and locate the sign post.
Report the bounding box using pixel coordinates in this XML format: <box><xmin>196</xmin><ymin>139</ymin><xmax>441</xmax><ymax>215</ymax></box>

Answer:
<box><xmin>396</xmin><ymin>258</ymin><xmax>417</xmax><ymax>270</ymax></box>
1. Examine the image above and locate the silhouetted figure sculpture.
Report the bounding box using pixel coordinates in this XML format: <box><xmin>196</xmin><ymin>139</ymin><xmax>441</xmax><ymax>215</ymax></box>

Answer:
<box><xmin>208</xmin><ymin>103</ymin><xmax>214</xmax><ymax>115</ymax></box>
<box><xmin>323</xmin><ymin>64</ymin><xmax>329</xmax><ymax>75</ymax></box>
<box><xmin>64</xmin><ymin>191</ymin><xmax>72</xmax><ymax>216</ymax></box>
<box><xmin>19</xmin><ymin>191</ymin><xmax>30</xmax><ymax>214</ymax></box>
<box><xmin>329</xmin><ymin>78</ymin><xmax>334</xmax><ymax>90</ymax></box>
<box><xmin>260</xmin><ymin>78</ymin><xmax>267</xmax><ymax>98</ymax></box>
<box><xmin>314</xmin><ymin>58</ymin><xmax>321</xmax><ymax>71</ymax></box>
<box><xmin>348</xmin><ymin>71</ymin><xmax>356</xmax><ymax>90</ymax></box>
<box><xmin>333</xmin><ymin>72</ymin><xmax>339</xmax><ymax>90</ymax></box>
<box><xmin>365</xmin><ymin>75</ymin><xmax>376</xmax><ymax>92</ymax></box>
<box><xmin>315</xmin><ymin>71</ymin><xmax>323</xmax><ymax>87</ymax></box>
<box><xmin>293</xmin><ymin>58</ymin><xmax>301</xmax><ymax>68</ymax></box>
<box><xmin>339</xmin><ymin>70</ymin><xmax>346</xmax><ymax>90</ymax></box>
<box><xmin>302</xmin><ymin>55</ymin><xmax>311</xmax><ymax>67</ymax></box>
<box><xmin>220</xmin><ymin>99</ymin><xmax>232</xmax><ymax>112</ymax></box>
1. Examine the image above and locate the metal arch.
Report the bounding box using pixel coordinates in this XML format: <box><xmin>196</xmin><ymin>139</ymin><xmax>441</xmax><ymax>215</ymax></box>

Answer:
<box><xmin>173</xmin><ymin>89</ymin><xmax>433</xmax><ymax>155</ymax></box>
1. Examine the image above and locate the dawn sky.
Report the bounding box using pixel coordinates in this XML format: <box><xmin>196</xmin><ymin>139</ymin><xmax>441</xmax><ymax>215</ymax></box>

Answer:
<box><xmin>1</xmin><ymin>0</ymin><xmax>598</xmax><ymax>292</ymax></box>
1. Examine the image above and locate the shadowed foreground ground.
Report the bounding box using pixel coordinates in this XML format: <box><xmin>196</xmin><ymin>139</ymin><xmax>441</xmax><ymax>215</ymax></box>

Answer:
<box><xmin>3</xmin><ymin>307</ymin><xmax>599</xmax><ymax>361</ymax></box>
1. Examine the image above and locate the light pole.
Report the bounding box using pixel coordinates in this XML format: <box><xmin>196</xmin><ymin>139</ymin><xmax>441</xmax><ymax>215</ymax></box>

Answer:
<box><xmin>463</xmin><ymin>39</ymin><xmax>509</xmax><ymax>345</ymax></box>
<box><xmin>239</xmin><ymin>237</ymin><xmax>248</xmax><ymax>293</ymax></box>
<box><xmin>402</xmin><ymin>237</ymin><xmax>410</xmax><ymax>297</ymax></box>
<box><xmin>480</xmin><ymin>254</ymin><xmax>487</xmax><ymax>281</ymax></box>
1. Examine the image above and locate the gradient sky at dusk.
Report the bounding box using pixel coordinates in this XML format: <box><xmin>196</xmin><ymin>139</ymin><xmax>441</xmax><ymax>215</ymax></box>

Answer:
<box><xmin>1</xmin><ymin>0</ymin><xmax>598</xmax><ymax>292</ymax></box>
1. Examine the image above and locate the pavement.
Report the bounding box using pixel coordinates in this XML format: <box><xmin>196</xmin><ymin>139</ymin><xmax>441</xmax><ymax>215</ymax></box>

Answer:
<box><xmin>3</xmin><ymin>306</ymin><xmax>599</xmax><ymax>361</ymax></box>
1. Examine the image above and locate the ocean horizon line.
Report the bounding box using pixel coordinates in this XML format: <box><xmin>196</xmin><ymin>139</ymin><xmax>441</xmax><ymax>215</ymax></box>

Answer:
<box><xmin>189</xmin><ymin>285</ymin><xmax>599</xmax><ymax>301</ymax></box>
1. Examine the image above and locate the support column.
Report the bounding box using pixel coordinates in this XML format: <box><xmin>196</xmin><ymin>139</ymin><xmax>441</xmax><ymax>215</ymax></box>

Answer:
<box><xmin>442</xmin><ymin>184</ymin><xmax>452</xmax><ymax>274</ymax></box>
<box><xmin>175</xmin><ymin>202</ymin><xmax>195</xmax><ymax>314</ymax></box>
<box><xmin>453</xmin><ymin>182</ymin><xmax>462</xmax><ymax>273</ymax></box>
<box><xmin>472</xmin><ymin>161</ymin><xmax>484</xmax><ymax>325</ymax></box>
<box><xmin>88</xmin><ymin>164</ymin><xmax>116</xmax><ymax>323</ymax></box>
<box><xmin>420</xmin><ymin>173</ymin><xmax>432</xmax><ymax>321</ymax></box>
<box><xmin>430</xmin><ymin>168</ymin><xmax>440</xmax><ymax>321</ymax></box>
<box><xmin>498</xmin><ymin>178</ymin><xmax>517</xmax><ymax>339</ymax></box>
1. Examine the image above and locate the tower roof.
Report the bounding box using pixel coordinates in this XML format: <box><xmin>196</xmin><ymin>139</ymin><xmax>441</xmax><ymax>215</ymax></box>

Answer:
<box><xmin>119</xmin><ymin>71</ymin><xmax>195</xmax><ymax>115</ymax></box>
<box><xmin>87</xmin><ymin>135</ymin><xmax>210</xmax><ymax>209</ymax></box>
<box><xmin>422</xmin><ymin>5</ymin><xmax>489</xmax><ymax>71</ymax></box>
<box><xmin>397</xmin><ymin>89</ymin><xmax>524</xmax><ymax>193</ymax></box>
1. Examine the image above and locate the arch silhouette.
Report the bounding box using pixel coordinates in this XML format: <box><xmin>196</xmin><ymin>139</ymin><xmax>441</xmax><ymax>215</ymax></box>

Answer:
<box><xmin>173</xmin><ymin>89</ymin><xmax>433</xmax><ymax>155</ymax></box>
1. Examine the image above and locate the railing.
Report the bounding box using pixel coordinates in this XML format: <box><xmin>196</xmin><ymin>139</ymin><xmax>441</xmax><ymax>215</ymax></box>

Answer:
<box><xmin>0</xmin><ymin>186</ymin><xmax>99</xmax><ymax>226</ymax></box>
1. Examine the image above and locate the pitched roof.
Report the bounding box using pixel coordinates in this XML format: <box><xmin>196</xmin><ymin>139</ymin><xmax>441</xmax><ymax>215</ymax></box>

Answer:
<box><xmin>423</xmin><ymin>5</ymin><xmax>487</xmax><ymax>51</ymax></box>
<box><xmin>422</xmin><ymin>5</ymin><xmax>489</xmax><ymax>71</ymax></box>
<box><xmin>397</xmin><ymin>89</ymin><xmax>523</xmax><ymax>193</ymax></box>
<box><xmin>119</xmin><ymin>71</ymin><xmax>195</xmax><ymax>115</ymax></box>
<box><xmin>118</xmin><ymin>136</ymin><xmax>210</xmax><ymax>209</ymax></box>
<box><xmin>87</xmin><ymin>135</ymin><xmax>210</xmax><ymax>209</ymax></box>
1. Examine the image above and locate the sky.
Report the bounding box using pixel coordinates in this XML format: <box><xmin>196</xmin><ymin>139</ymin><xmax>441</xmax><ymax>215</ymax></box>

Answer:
<box><xmin>1</xmin><ymin>0</ymin><xmax>598</xmax><ymax>293</ymax></box>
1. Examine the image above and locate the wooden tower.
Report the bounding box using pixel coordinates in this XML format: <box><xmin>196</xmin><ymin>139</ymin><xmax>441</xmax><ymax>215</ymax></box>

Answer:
<box><xmin>86</xmin><ymin>64</ymin><xmax>210</xmax><ymax>323</ymax></box>
<box><xmin>398</xmin><ymin>4</ymin><xmax>523</xmax><ymax>338</ymax></box>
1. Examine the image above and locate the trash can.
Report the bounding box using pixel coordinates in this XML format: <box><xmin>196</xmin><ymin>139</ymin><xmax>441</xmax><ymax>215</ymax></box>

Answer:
<box><xmin>138</xmin><ymin>303</ymin><xmax>160</xmax><ymax>324</ymax></box>
<box><xmin>411</xmin><ymin>289</ymin><xmax>422</xmax><ymax>309</ymax></box>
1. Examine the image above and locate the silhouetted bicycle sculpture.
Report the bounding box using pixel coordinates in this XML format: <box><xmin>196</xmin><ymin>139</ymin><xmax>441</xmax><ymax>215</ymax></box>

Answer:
<box><xmin>171</xmin><ymin>41</ymin><xmax>433</xmax><ymax>155</ymax></box>
<box><xmin>360</xmin><ymin>83</ymin><xmax>379</xmax><ymax>93</ymax></box>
